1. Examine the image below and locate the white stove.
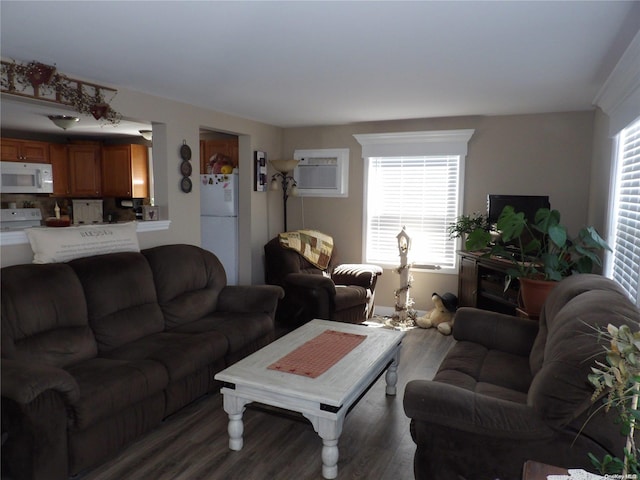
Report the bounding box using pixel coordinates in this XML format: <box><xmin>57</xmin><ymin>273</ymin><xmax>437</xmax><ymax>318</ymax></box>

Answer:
<box><xmin>0</xmin><ymin>208</ymin><xmax>43</xmax><ymax>230</ymax></box>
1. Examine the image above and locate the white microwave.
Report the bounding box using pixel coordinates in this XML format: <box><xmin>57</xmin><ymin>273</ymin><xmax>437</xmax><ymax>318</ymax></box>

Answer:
<box><xmin>0</xmin><ymin>161</ymin><xmax>54</xmax><ymax>194</ymax></box>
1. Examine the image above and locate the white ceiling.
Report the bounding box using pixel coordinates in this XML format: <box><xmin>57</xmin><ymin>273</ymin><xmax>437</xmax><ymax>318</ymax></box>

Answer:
<box><xmin>1</xmin><ymin>1</ymin><xmax>639</xmax><ymax>133</ymax></box>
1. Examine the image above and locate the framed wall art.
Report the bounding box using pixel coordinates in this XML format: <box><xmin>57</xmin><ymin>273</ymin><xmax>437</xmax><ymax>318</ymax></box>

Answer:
<box><xmin>254</xmin><ymin>151</ymin><xmax>267</xmax><ymax>191</ymax></box>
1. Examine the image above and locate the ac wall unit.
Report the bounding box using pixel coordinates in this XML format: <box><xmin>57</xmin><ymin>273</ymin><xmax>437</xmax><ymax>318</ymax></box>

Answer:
<box><xmin>293</xmin><ymin>148</ymin><xmax>349</xmax><ymax>197</ymax></box>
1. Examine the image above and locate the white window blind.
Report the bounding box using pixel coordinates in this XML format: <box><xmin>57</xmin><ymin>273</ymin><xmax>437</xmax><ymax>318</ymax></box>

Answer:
<box><xmin>365</xmin><ymin>155</ymin><xmax>461</xmax><ymax>271</ymax></box>
<box><xmin>607</xmin><ymin>116</ymin><xmax>640</xmax><ymax>305</ymax></box>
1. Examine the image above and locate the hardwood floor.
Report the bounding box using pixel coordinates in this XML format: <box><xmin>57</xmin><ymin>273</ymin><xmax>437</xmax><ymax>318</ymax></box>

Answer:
<box><xmin>77</xmin><ymin>327</ymin><xmax>454</xmax><ymax>480</ymax></box>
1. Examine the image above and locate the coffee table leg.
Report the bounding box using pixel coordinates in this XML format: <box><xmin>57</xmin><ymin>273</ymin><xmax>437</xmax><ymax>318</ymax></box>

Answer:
<box><xmin>321</xmin><ymin>438</ymin><xmax>339</xmax><ymax>479</ymax></box>
<box><xmin>385</xmin><ymin>352</ymin><xmax>399</xmax><ymax>395</ymax></box>
<box><xmin>223</xmin><ymin>394</ymin><xmax>250</xmax><ymax>451</ymax></box>
<box><xmin>303</xmin><ymin>414</ymin><xmax>344</xmax><ymax>479</ymax></box>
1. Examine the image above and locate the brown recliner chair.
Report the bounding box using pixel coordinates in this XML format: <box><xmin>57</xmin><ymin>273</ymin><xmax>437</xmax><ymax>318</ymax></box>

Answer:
<box><xmin>403</xmin><ymin>274</ymin><xmax>640</xmax><ymax>480</ymax></box>
<box><xmin>264</xmin><ymin>236</ymin><xmax>382</xmax><ymax>327</ymax></box>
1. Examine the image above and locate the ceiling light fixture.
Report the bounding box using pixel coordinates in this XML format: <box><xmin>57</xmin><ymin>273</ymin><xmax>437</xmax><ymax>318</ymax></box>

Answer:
<box><xmin>48</xmin><ymin>115</ymin><xmax>79</xmax><ymax>130</ymax></box>
<box><xmin>139</xmin><ymin>130</ymin><xmax>153</xmax><ymax>141</ymax></box>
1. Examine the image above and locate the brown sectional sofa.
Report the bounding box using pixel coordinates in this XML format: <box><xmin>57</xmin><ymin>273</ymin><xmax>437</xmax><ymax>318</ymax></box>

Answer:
<box><xmin>1</xmin><ymin>244</ymin><xmax>284</xmax><ymax>480</ymax></box>
<box><xmin>403</xmin><ymin>274</ymin><xmax>639</xmax><ymax>480</ymax></box>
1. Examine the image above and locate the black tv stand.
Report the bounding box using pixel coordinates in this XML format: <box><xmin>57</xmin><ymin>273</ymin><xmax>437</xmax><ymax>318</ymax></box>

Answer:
<box><xmin>457</xmin><ymin>250</ymin><xmax>521</xmax><ymax>316</ymax></box>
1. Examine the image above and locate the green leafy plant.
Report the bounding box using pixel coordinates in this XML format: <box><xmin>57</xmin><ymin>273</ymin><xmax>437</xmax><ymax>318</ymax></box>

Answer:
<box><xmin>588</xmin><ymin>323</ymin><xmax>640</xmax><ymax>476</ymax></box>
<box><xmin>465</xmin><ymin>206</ymin><xmax>610</xmax><ymax>282</ymax></box>
<box><xmin>448</xmin><ymin>212</ymin><xmax>490</xmax><ymax>240</ymax></box>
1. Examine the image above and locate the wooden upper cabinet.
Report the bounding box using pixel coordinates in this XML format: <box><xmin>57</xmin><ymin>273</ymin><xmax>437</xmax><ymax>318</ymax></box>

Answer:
<box><xmin>102</xmin><ymin>144</ymin><xmax>149</xmax><ymax>198</ymax></box>
<box><xmin>49</xmin><ymin>143</ymin><xmax>70</xmax><ymax>196</ymax></box>
<box><xmin>68</xmin><ymin>145</ymin><xmax>101</xmax><ymax>197</ymax></box>
<box><xmin>200</xmin><ymin>138</ymin><xmax>239</xmax><ymax>174</ymax></box>
<box><xmin>1</xmin><ymin>138</ymin><xmax>49</xmax><ymax>163</ymax></box>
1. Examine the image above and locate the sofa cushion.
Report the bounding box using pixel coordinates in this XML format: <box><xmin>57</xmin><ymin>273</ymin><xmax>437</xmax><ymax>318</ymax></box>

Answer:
<box><xmin>169</xmin><ymin>312</ymin><xmax>273</xmax><ymax>362</ymax></box>
<box><xmin>66</xmin><ymin>358</ymin><xmax>168</xmax><ymax>430</ymax></box>
<box><xmin>68</xmin><ymin>252</ymin><xmax>165</xmax><ymax>352</ymax></box>
<box><xmin>1</xmin><ymin>263</ymin><xmax>97</xmax><ymax>367</ymax></box>
<box><xmin>434</xmin><ymin>341</ymin><xmax>531</xmax><ymax>404</ymax></box>
<box><xmin>142</xmin><ymin>245</ymin><xmax>227</xmax><ymax>328</ymax></box>
<box><xmin>334</xmin><ymin>285</ymin><xmax>368</xmax><ymax>310</ymax></box>
<box><xmin>101</xmin><ymin>331</ymin><xmax>228</xmax><ymax>382</ymax></box>
<box><xmin>25</xmin><ymin>222</ymin><xmax>140</xmax><ymax>264</ymax></box>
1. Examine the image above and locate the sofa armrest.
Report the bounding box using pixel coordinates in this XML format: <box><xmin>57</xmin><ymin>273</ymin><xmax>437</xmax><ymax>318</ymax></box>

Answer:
<box><xmin>1</xmin><ymin>358</ymin><xmax>80</xmax><ymax>405</ymax></box>
<box><xmin>331</xmin><ymin>264</ymin><xmax>382</xmax><ymax>289</ymax></box>
<box><xmin>284</xmin><ymin>273</ymin><xmax>336</xmax><ymax>295</ymax></box>
<box><xmin>453</xmin><ymin>307</ymin><xmax>539</xmax><ymax>356</ymax></box>
<box><xmin>403</xmin><ymin>379</ymin><xmax>553</xmax><ymax>439</ymax></box>
<box><xmin>217</xmin><ymin>285</ymin><xmax>284</xmax><ymax>314</ymax></box>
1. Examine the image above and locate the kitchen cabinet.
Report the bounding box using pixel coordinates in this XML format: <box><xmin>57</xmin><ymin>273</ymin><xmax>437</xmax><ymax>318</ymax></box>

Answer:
<box><xmin>1</xmin><ymin>138</ymin><xmax>49</xmax><ymax>163</ymax></box>
<box><xmin>50</xmin><ymin>144</ymin><xmax>102</xmax><ymax>197</ymax></box>
<box><xmin>200</xmin><ymin>138</ymin><xmax>238</xmax><ymax>174</ymax></box>
<box><xmin>68</xmin><ymin>145</ymin><xmax>101</xmax><ymax>197</ymax></box>
<box><xmin>101</xmin><ymin>144</ymin><xmax>149</xmax><ymax>198</ymax></box>
<box><xmin>49</xmin><ymin>143</ymin><xmax>70</xmax><ymax>196</ymax></box>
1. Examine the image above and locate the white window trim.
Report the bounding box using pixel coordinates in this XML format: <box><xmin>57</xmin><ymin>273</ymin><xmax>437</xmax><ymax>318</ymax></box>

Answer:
<box><xmin>593</xmin><ymin>29</ymin><xmax>640</xmax><ymax>136</ymax></box>
<box><xmin>605</xmin><ymin>117</ymin><xmax>640</xmax><ymax>306</ymax></box>
<box><xmin>355</xmin><ymin>130</ymin><xmax>474</xmax><ymax>274</ymax></box>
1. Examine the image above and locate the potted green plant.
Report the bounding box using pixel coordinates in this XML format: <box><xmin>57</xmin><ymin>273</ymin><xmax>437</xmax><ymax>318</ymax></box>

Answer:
<box><xmin>447</xmin><ymin>212</ymin><xmax>490</xmax><ymax>242</ymax></box>
<box><xmin>588</xmin><ymin>321</ymin><xmax>639</xmax><ymax>476</ymax></box>
<box><xmin>466</xmin><ymin>205</ymin><xmax>611</xmax><ymax>314</ymax></box>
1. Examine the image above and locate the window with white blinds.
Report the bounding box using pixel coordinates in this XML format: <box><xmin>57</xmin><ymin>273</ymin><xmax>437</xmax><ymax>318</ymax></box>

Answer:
<box><xmin>365</xmin><ymin>155</ymin><xmax>461</xmax><ymax>271</ymax></box>
<box><xmin>606</xmin><ymin>116</ymin><xmax>640</xmax><ymax>306</ymax></box>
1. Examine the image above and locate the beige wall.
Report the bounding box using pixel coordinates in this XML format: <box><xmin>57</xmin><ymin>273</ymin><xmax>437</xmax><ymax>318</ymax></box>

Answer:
<box><xmin>0</xmin><ymin>89</ymin><xmax>283</xmax><ymax>284</ymax></box>
<box><xmin>2</xmin><ymin>94</ymin><xmax>605</xmax><ymax>304</ymax></box>
<box><xmin>281</xmin><ymin>111</ymin><xmax>596</xmax><ymax>311</ymax></box>
<box><xmin>588</xmin><ymin>108</ymin><xmax>615</xmax><ymax>235</ymax></box>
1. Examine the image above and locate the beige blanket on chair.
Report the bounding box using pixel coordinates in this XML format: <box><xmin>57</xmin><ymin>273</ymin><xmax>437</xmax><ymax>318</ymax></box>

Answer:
<box><xmin>279</xmin><ymin>230</ymin><xmax>334</xmax><ymax>269</ymax></box>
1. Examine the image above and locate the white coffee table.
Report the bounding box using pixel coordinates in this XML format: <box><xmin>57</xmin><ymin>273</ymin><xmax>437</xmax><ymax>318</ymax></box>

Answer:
<box><xmin>214</xmin><ymin>319</ymin><xmax>406</xmax><ymax>479</ymax></box>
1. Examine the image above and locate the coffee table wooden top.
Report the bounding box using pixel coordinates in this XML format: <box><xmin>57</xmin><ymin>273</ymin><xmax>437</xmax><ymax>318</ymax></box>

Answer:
<box><xmin>215</xmin><ymin>319</ymin><xmax>405</xmax><ymax>410</ymax></box>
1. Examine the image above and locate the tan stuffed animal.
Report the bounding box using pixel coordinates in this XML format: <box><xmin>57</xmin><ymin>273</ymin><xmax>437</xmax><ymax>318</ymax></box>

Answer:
<box><xmin>416</xmin><ymin>292</ymin><xmax>458</xmax><ymax>335</ymax></box>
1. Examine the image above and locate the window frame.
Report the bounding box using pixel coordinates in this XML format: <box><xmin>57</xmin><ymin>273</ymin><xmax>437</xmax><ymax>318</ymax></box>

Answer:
<box><xmin>605</xmin><ymin>116</ymin><xmax>640</xmax><ymax>306</ymax></box>
<box><xmin>354</xmin><ymin>130</ymin><xmax>474</xmax><ymax>274</ymax></box>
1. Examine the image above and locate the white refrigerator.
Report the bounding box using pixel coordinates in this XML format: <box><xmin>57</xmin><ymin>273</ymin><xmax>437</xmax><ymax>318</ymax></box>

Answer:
<box><xmin>200</xmin><ymin>173</ymin><xmax>239</xmax><ymax>285</ymax></box>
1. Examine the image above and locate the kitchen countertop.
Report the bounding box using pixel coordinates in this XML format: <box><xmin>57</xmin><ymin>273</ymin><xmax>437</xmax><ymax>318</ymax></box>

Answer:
<box><xmin>0</xmin><ymin>220</ymin><xmax>171</xmax><ymax>246</ymax></box>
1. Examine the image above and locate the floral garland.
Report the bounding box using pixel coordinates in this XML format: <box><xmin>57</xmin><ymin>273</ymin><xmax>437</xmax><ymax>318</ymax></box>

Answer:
<box><xmin>1</xmin><ymin>60</ymin><xmax>121</xmax><ymax>125</ymax></box>
<box><xmin>392</xmin><ymin>262</ymin><xmax>417</xmax><ymax>326</ymax></box>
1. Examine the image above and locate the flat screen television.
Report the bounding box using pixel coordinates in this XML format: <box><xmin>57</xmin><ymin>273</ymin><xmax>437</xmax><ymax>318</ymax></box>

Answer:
<box><xmin>487</xmin><ymin>194</ymin><xmax>550</xmax><ymax>226</ymax></box>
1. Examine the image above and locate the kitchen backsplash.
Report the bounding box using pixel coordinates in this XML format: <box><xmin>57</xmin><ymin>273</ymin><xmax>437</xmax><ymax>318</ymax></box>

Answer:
<box><xmin>1</xmin><ymin>194</ymin><xmax>142</xmax><ymax>224</ymax></box>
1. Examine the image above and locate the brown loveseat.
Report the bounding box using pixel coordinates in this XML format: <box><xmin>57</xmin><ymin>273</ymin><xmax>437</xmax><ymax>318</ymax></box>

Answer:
<box><xmin>1</xmin><ymin>244</ymin><xmax>284</xmax><ymax>480</ymax></box>
<box><xmin>403</xmin><ymin>274</ymin><xmax>639</xmax><ymax>480</ymax></box>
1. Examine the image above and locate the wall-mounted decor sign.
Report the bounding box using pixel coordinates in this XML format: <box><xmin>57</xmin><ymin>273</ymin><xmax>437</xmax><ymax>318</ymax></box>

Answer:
<box><xmin>254</xmin><ymin>151</ymin><xmax>267</xmax><ymax>191</ymax></box>
<box><xmin>142</xmin><ymin>205</ymin><xmax>160</xmax><ymax>221</ymax></box>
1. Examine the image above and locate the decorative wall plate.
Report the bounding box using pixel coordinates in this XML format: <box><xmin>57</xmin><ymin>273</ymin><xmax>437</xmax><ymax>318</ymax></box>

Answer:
<box><xmin>180</xmin><ymin>141</ymin><xmax>192</xmax><ymax>161</ymax></box>
<box><xmin>181</xmin><ymin>177</ymin><xmax>192</xmax><ymax>193</ymax></box>
<box><xmin>180</xmin><ymin>160</ymin><xmax>192</xmax><ymax>177</ymax></box>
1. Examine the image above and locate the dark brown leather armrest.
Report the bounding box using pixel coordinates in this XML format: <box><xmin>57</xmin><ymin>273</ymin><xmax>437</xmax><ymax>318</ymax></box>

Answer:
<box><xmin>331</xmin><ymin>264</ymin><xmax>383</xmax><ymax>288</ymax></box>
<box><xmin>403</xmin><ymin>379</ymin><xmax>553</xmax><ymax>438</ymax></box>
<box><xmin>218</xmin><ymin>285</ymin><xmax>284</xmax><ymax>313</ymax></box>
<box><xmin>284</xmin><ymin>272</ymin><xmax>337</xmax><ymax>295</ymax></box>
<box><xmin>1</xmin><ymin>358</ymin><xmax>80</xmax><ymax>405</ymax></box>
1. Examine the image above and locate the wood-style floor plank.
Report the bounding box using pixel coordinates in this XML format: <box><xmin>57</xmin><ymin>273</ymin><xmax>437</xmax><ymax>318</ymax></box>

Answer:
<box><xmin>76</xmin><ymin>326</ymin><xmax>454</xmax><ymax>480</ymax></box>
